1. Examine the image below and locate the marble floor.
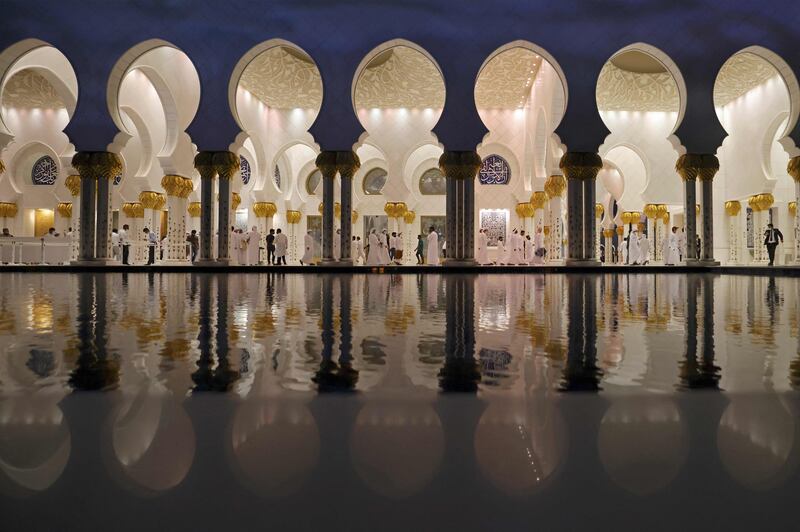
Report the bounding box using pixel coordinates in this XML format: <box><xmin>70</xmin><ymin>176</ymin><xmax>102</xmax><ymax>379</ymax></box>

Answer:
<box><xmin>0</xmin><ymin>272</ymin><xmax>798</xmax><ymax>531</ymax></box>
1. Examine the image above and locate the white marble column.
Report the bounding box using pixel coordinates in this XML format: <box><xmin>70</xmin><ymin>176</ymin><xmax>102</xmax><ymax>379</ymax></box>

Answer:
<box><xmin>161</xmin><ymin>175</ymin><xmax>193</xmax><ymax>263</ymax></box>
<box><xmin>789</xmin><ymin>157</ymin><xmax>800</xmax><ymax>263</ymax></box>
<box><xmin>544</xmin><ymin>175</ymin><xmax>566</xmax><ymax>263</ymax></box>
<box><xmin>725</xmin><ymin>201</ymin><xmax>742</xmax><ymax>264</ymax></box>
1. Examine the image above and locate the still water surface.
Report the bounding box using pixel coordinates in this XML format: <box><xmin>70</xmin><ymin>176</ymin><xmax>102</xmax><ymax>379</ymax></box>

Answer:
<box><xmin>0</xmin><ymin>272</ymin><xmax>798</xmax><ymax>531</ymax></box>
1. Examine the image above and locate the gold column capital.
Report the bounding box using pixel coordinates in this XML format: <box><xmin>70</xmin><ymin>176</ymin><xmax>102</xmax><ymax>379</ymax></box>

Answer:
<box><xmin>530</xmin><ymin>191</ymin><xmax>548</xmax><ymax>210</ymax></box>
<box><xmin>316</xmin><ymin>151</ymin><xmax>339</xmax><ymax>179</ymax></box>
<box><xmin>558</xmin><ymin>152</ymin><xmax>602</xmax><ymax>180</ymax></box>
<box><xmin>788</xmin><ymin>156</ymin><xmax>800</xmax><ymax>182</ymax></box>
<box><xmin>56</xmin><ymin>202</ymin><xmax>72</xmax><ymax>218</ymax></box>
<box><xmin>789</xmin><ymin>201</ymin><xmax>797</xmax><ymax>217</ymax></box>
<box><xmin>0</xmin><ymin>202</ymin><xmax>18</xmax><ymax>218</ymax></box>
<box><xmin>65</xmin><ymin>174</ymin><xmax>81</xmax><ymax>196</ymax></box>
<box><xmin>336</xmin><ymin>151</ymin><xmax>361</xmax><ymax>179</ymax></box>
<box><xmin>122</xmin><ymin>202</ymin><xmax>145</xmax><ymax>218</ymax></box>
<box><xmin>595</xmin><ymin>203</ymin><xmax>604</xmax><ymax>219</ymax></box>
<box><xmin>194</xmin><ymin>151</ymin><xmax>217</xmax><ymax>180</ymax></box>
<box><xmin>286</xmin><ymin>210</ymin><xmax>302</xmax><ymax>224</ymax></box>
<box><xmin>187</xmin><ymin>202</ymin><xmax>202</xmax><ymax>217</ymax></box>
<box><xmin>161</xmin><ymin>174</ymin><xmax>194</xmax><ymax>198</ymax></box>
<box><xmin>438</xmin><ymin>150</ymin><xmax>482</xmax><ymax>180</ymax></box>
<box><xmin>544</xmin><ymin>175</ymin><xmax>566</xmax><ymax>198</ymax></box>
<box><xmin>231</xmin><ymin>192</ymin><xmax>241</xmax><ymax>211</ymax></box>
<box><xmin>402</xmin><ymin>210</ymin><xmax>414</xmax><ymax>225</ymax></box>
<box><xmin>676</xmin><ymin>153</ymin><xmax>719</xmax><ymax>181</ymax></box>
<box><xmin>253</xmin><ymin>202</ymin><xmax>277</xmax><ymax>218</ymax></box>
<box><xmin>139</xmin><ymin>190</ymin><xmax>163</xmax><ymax>210</ymax></box>
<box><xmin>214</xmin><ymin>151</ymin><xmax>239</xmax><ymax>180</ymax></box>
<box><xmin>643</xmin><ymin>203</ymin><xmax>659</xmax><ymax>219</ymax></box>
<box><xmin>724</xmin><ymin>200</ymin><xmax>741</xmax><ymax>217</ymax></box>
<box><xmin>72</xmin><ymin>151</ymin><xmax>123</xmax><ymax>180</ymax></box>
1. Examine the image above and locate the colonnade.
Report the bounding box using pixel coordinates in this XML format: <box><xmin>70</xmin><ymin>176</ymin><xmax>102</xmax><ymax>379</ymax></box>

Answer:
<box><xmin>58</xmin><ymin>150</ymin><xmax>800</xmax><ymax>267</ymax></box>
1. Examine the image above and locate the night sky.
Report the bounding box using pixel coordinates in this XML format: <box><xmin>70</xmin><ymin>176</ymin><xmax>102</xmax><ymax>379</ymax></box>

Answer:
<box><xmin>3</xmin><ymin>0</ymin><xmax>799</xmax><ymax>153</ymax></box>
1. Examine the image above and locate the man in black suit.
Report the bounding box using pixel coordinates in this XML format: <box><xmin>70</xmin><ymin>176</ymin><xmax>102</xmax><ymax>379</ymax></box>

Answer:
<box><xmin>764</xmin><ymin>223</ymin><xmax>784</xmax><ymax>266</ymax></box>
<box><xmin>266</xmin><ymin>228</ymin><xmax>276</xmax><ymax>265</ymax></box>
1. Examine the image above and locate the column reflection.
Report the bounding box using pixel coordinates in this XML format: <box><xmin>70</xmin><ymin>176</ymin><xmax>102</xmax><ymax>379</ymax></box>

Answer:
<box><xmin>560</xmin><ymin>275</ymin><xmax>601</xmax><ymax>391</ymax></box>
<box><xmin>69</xmin><ymin>274</ymin><xmax>119</xmax><ymax>391</ymax></box>
<box><xmin>438</xmin><ymin>274</ymin><xmax>480</xmax><ymax>392</ymax></box>
<box><xmin>678</xmin><ymin>274</ymin><xmax>720</xmax><ymax>389</ymax></box>
<box><xmin>192</xmin><ymin>274</ymin><xmax>239</xmax><ymax>392</ymax></box>
<box><xmin>313</xmin><ymin>275</ymin><xmax>358</xmax><ymax>392</ymax></box>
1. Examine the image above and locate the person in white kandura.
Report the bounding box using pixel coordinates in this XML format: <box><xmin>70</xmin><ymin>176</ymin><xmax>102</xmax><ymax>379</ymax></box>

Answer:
<box><xmin>333</xmin><ymin>228</ymin><xmax>341</xmax><ymax>261</ymax></box>
<box><xmin>301</xmin><ymin>231</ymin><xmax>314</xmax><ymax>265</ymax></box>
<box><xmin>426</xmin><ymin>226</ymin><xmax>439</xmax><ymax>266</ymax></box>
<box><xmin>638</xmin><ymin>231</ymin><xmax>650</xmax><ymax>265</ymax></box>
<box><xmin>663</xmin><ymin>226</ymin><xmax>680</xmax><ymax>265</ymax></box>
<box><xmin>476</xmin><ymin>229</ymin><xmax>488</xmax><ymax>265</ymax></box>
<box><xmin>274</xmin><ymin>228</ymin><xmax>288</xmax><ymax>265</ymax></box>
<box><xmin>379</xmin><ymin>229</ymin><xmax>391</xmax><ymax>264</ymax></box>
<box><xmin>628</xmin><ymin>228</ymin><xmax>640</xmax><ymax>265</ymax></box>
<box><xmin>533</xmin><ymin>227</ymin><xmax>545</xmax><ymax>265</ymax></box>
<box><xmin>507</xmin><ymin>229</ymin><xmax>520</xmax><ymax>264</ymax></box>
<box><xmin>229</xmin><ymin>228</ymin><xmax>239</xmax><ymax>265</ymax></box>
<box><xmin>496</xmin><ymin>236</ymin><xmax>507</xmax><ymax>265</ymax></box>
<box><xmin>394</xmin><ymin>232</ymin><xmax>404</xmax><ymax>264</ymax></box>
<box><xmin>367</xmin><ymin>229</ymin><xmax>382</xmax><ymax>265</ymax></box>
<box><xmin>245</xmin><ymin>226</ymin><xmax>260</xmax><ymax>265</ymax></box>
<box><xmin>356</xmin><ymin>236</ymin><xmax>366</xmax><ymax>265</ymax></box>
<box><xmin>525</xmin><ymin>234</ymin><xmax>534</xmax><ymax>265</ymax></box>
<box><xmin>237</xmin><ymin>229</ymin><xmax>248</xmax><ymax>265</ymax></box>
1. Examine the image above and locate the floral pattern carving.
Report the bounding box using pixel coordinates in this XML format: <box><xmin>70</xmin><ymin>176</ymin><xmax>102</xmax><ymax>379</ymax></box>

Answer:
<box><xmin>354</xmin><ymin>46</ymin><xmax>445</xmax><ymax>109</ymax></box>
<box><xmin>239</xmin><ymin>46</ymin><xmax>323</xmax><ymax>110</ymax></box>
<box><xmin>596</xmin><ymin>63</ymin><xmax>680</xmax><ymax>113</ymax></box>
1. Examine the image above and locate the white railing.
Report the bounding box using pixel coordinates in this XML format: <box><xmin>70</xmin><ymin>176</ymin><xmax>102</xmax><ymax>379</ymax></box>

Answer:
<box><xmin>0</xmin><ymin>237</ymin><xmax>72</xmax><ymax>265</ymax></box>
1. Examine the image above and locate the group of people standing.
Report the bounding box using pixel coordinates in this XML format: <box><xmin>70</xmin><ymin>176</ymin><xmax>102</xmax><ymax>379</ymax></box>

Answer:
<box><xmin>480</xmin><ymin>228</ymin><xmax>546</xmax><ymax>265</ymax></box>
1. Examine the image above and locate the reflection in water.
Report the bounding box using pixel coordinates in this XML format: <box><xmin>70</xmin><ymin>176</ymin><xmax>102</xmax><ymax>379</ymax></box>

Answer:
<box><xmin>0</xmin><ymin>272</ymin><xmax>799</xmax><ymax>528</ymax></box>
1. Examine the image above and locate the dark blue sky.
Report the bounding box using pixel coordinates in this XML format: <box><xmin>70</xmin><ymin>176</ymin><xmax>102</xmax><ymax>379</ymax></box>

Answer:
<box><xmin>4</xmin><ymin>0</ymin><xmax>799</xmax><ymax>153</ymax></box>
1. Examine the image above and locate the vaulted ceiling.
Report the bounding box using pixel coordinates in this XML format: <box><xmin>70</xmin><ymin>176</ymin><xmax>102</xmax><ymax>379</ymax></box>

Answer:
<box><xmin>475</xmin><ymin>47</ymin><xmax>542</xmax><ymax>110</ymax></box>
<box><xmin>714</xmin><ymin>52</ymin><xmax>780</xmax><ymax>108</ymax></box>
<box><xmin>353</xmin><ymin>46</ymin><xmax>445</xmax><ymax>109</ymax></box>
<box><xmin>2</xmin><ymin>69</ymin><xmax>66</xmax><ymax>109</ymax></box>
<box><xmin>238</xmin><ymin>46</ymin><xmax>323</xmax><ymax>110</ymax></box>
<box><xmin>596</xmin><ymin>59</ymin><xmax>680</xmax><ymax>113</ymax></box>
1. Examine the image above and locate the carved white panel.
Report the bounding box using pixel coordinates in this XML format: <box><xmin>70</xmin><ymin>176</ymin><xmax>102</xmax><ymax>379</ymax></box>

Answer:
<box><xmin>596</xmin><ymin>63</ymin><xmax>680</xmax><ymax>113</ymax></box>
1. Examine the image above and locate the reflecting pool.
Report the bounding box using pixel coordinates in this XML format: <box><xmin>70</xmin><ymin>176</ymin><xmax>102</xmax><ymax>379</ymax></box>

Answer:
<box><xmin>0</xmin><ymin>272</ymin><xmax>799</xmax><ymax>531</ymax></box>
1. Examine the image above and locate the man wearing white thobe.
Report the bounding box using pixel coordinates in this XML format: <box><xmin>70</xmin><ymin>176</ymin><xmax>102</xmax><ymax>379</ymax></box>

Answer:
<box><xmin>246</xmin><ymin>226</ymin><xmax>260</xmax><ymax>265</ymax></box>
<box><xmin>638</xmin><ymin>232</ymin><xmax>650</xmax><ymax>265</ymax></box>
<box><xmin>628</xmin><ymin>229</ymin><xmax>640</xmax><ymax>265</ymax></box>
<box><xmin>533</xmin><ymin>228</ymin><xmax>545</xmax><ymax>265</ymax></box>
<box><xmin>426</xmin><ymin>227</ymin><xmax>440</xmax><ymax>266</ymax></box>
<box><xmin>663</xmin><ymin>226</ymin><xmax>680</xmax><ymax>265</ymax></box>
<box><xmin>367</xmin><ymin>230</ymin><xmax>382</xmax><ymax>265</ymax></box>
<box><xmin>274</xmin><ymin>229</ymin><xmax>288</xmax><ymax>265</ymax></box>
<box><xmin>379</xmin><ymin>230</ymin><xmax>391</xmax><ymax>264</ymax></box>
<box><xmin>394</xmin><ymin>233</ymin><xmax>404</xmax><ymax>264</ymax></box>
<box><xmin>525</xmin><ymin>235</ymin><xmax>534</xmax><ymax>265</ymax></box>
<box><xmin>476</xmin><ymin>229</ymin><xmax>488</xmax><ymax>264</ymax></box>
<box><xmin>301</xmin><ymin>231</ymin><xmax>314</xmax><ymax>265</ymax></box>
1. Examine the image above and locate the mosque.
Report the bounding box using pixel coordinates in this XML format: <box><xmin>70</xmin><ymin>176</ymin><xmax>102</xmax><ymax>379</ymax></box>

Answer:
<box><xmin>0</xmin><ymin>6</ymin><xmax>799</xmax><ymax>267</ymax></box>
